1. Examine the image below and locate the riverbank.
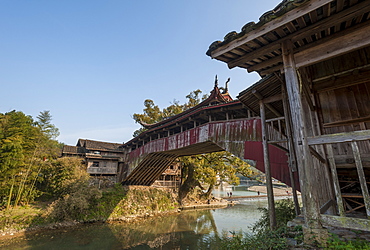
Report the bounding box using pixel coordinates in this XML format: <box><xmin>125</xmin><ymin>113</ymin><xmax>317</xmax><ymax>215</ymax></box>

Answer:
<box><xmin>0</xmin><ymin>185</ymin><xmax>181</xmax><ymax>239</ymax></box>
<box><xmin>219</xmin><ymin>185</ymin><xmax>300</xmax><ymax>200</ymax></box>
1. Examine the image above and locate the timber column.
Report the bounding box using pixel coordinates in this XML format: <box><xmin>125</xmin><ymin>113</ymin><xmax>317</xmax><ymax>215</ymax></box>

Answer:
<box><xmin>281</xmin><ymin>40</ymin><xmax>322</xmax><ymax>232</ymax></box>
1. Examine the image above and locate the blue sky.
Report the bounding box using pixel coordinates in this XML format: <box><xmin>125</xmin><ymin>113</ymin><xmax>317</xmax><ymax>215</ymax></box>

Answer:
<box><xmin>0</xmin><ymin>0</ymin><xmax>282</xmax><ymax>145</ymax></box>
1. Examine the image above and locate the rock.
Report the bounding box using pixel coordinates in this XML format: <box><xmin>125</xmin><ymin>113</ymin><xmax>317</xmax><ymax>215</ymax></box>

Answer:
<box><xmin>286</xmin><ymin>238</ymin><xmax>297</xmax><ymax>246</ymax></box>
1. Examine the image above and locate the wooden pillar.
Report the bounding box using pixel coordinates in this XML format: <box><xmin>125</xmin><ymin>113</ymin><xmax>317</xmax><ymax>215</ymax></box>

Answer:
<box><xmin>282</xmin><ymin>84</ymin><xmax>301</xmax><ymax>216</ymax></box>
<box><xmin>282</xmin><ymin>39</ymin><xmax>321</xmax><ymax>228</ymax></box>
<box><xmin>260</xmin><ymin>100</ymin><xmax>277</xmax><ymax>229</ymax></box>
<box><xmin>326</xmin><ymin>144</ymin><xmax>345</xmax><ymax>217</ymax></box>
<box><xmin>351</xmin><ymin>141</ymin><xmax>370</xmax><ymax>218</ymax></box>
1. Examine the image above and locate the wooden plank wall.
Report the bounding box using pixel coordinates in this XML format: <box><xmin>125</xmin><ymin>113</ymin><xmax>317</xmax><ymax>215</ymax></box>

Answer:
<box><xmin>299</xmin><ymin>67</ymin><xmax>335</xmax><ymax>212</ymax></box>
<box><xmin>312</xmin><ymin>47</ymin><xmax>370</xmax><ymax>159</ymax></box>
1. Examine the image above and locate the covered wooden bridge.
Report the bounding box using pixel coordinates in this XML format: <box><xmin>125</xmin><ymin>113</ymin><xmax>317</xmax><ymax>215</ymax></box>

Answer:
<box><xmin>120</xmin><ymin>83</ymin><xmax>291</xmax><ymax>188</ymax></box>
<box><xmin>207</xmin><ymin>0</ymin><xmax>370</xmax><ymax>234</ymax></box>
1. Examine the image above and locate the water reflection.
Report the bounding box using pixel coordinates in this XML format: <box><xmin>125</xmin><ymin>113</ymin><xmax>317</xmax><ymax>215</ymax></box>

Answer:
<box><xmin>1</xmin><ymin>199</ymin><xmax>267</xmax><ymax>249</ymax></box>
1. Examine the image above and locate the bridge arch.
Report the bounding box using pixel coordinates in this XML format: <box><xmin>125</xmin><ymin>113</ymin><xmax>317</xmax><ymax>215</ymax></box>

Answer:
<box><xmin>121</xmin><ymin>118</ymin><xmax>291</xmax><ymax>187</ymax></box>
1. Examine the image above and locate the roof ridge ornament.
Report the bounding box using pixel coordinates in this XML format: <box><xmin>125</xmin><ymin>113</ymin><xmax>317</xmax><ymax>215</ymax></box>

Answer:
<box><xmin>214</xmin><ymin>75</ymin><xmax>218</xmax><ymax>87</ymax></box>
<box><xmin>225</xmin><ymin>77</ymin><xmax>230</xmax><ymax>93</ymax></box>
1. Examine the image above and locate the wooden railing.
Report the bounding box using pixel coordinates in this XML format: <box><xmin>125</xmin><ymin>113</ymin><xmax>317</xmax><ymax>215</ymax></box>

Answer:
<box><xmin>308</xmin><ymin>129</ymin><xmax>370</xmax><ymax>231</ymax></box>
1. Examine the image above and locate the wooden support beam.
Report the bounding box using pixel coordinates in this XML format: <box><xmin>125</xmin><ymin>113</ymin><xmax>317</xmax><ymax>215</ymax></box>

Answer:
<box><xmin>282</xmin><ymin>39</ymin><xmax>321</xmax><ymax>228</ymax></box>
<box><xmin>351</xmin><ymin>141</ymin><xmax>370</xmax><ymax>218</ymax></box>
<box><xmin>260</xmin><ymin>100</ymin><xmax>277</xmax><ymax>229</ymax></box>
<box><xmin>314</xmin><ymin>69</ymin><xmax>370</xmax><ymax>93</ymax></box>
<box><xmin>309</xmin><ymin>146</ymin><xmax>326</xmax><ymax>164</ymax></box>
<box><xmin>323</xmin><ymin>115</ymin><xmax>370</xmax><ymax>128</ymax></box>
<box><xmin>266</xmin><ymin>116</ymin><xmax>285</xmax><ymax>123</ymax></box>
<box><xmin>252</xmin><ymin>90</ymin><xmax>282</xmax><ymax>117</ymax></box>
<box><xmin>321</xmin><ymin>215</ymin><xmax>370</xmax><ymax>232</ymax></box>
<box><xmin>300</xmin><ymin>77</ymin><xmax>316</xmax><ymax>111</ymax></box>
<box><xmin>282</xmin><ymin>84</ymin><xmax>300</xmax><ymax>215</ymax></box>
<box><xmin>326</xmin><ymin>144</ymin><xmax>346</xmax><ymax>217</ymax></box>
<box><xmin>262</xmin><ymin>94</ymin><xmax>283</xmax><ymax>104</ymax></box>
<box><xmin>295</xmin><ymin>20</ymin><xmax>370</xmax><ymax>68</ymax></box>
<box><xmin>308</xmin><ymin>130</ymin><xmax>370</xmax><ymax>145</ymax></box>
<box><xmin>320</xmin><ymin>199</ymin><xmax>334</xmax><ymax>214</ymax></box>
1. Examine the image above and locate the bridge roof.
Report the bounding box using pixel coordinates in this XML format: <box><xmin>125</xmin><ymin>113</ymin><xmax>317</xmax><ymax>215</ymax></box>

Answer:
<box><xmin>206</xmin><ymin>0</ymin><xmax>370</xmax><ymax>76</ymax></box>
<box><xmin>77</xmin><ymin>139</ymin><xmax>123</xmax><ymax>152</ymax></box>
<box><xmin>140</xmin><ymin>83</ymin><xmax>233</xmax><ymax>130</ymax></box>
<box><xmin>237</xmin><ymin>74</ymin><xmax>283</xmax><ymax>120</ymax></box>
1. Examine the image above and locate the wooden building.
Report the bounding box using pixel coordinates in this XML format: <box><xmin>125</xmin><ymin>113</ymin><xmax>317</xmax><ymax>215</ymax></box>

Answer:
<box><xmin>62</xmin><ymin>139</ymin><xmax>182</xmax><ymax>189</ymax></box>
<box><xmin>62</xmin><ymin>139</ymin><xmax>125</xmax><ymax>184</ymax></box>
<box><xmin>207</xmin><ymin>0</ymin><xmax>370</xmax><ymax>235</ymax></box>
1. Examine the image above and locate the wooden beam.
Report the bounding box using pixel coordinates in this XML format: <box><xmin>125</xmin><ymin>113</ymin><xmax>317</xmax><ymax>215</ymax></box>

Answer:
<box><xmin>247</xmin><ymin>56</ymin><xmax>282</xmax><ymax>73</ymax></box>
<box><xmin>295</xmin><ymin>21</ymin><xmax>370</xmax><ymax>68</ymax></box>
<box><xmin>282</xmin><ymin>84</ymin><xmax>301</xmax><ymax>215</ymax></box>
<box><xmin>228</xmin><ymin>44</ymin><xmax>281</xmax><ymax>69</ymax></box>
<box><xmin>308</xmin><ymin>130</ymin><xmax>370</xmax><ymax>145</ymax></box>
<box><xmin>260</xmin><ymin>100</ymin><xmax>277</xmax><ymax>229</ymax></box>
<box><xmin>309</xmin><ymin>146</ymin><xmax>326</xmax><ymax>164</ymax></box>
<box><xmin>320</xmin><ymin>199</ymin><xmax>334</xmax><ymax>214</ymax></box>
<box><xmin>211</xmin><ymin>0</ymin><xmax>333</xmax><ymax>58</ymax></box>
<box><xmin>321</xmin><ymin>215</ymin><xmax>370</xmax><ymax>231</ymax></box>
<box><xmin>326</xmin><ymin>144</ymin><xmax>346</xmax><ymax>217</ymax></box>
<box><xmin>252</xmin><ymin>90</ymin><xmax>282</xmax><ymax>117</ymax></box>
<box><xmin>262</xmin><ymin>94</ymin><xmax>282</xmax><ymax>104</ymax></box>
<box><xmin>323</xmin><ymin>115</ymin><xmax>370</xmax><ymax>128</ymax></box>
<box><xmin>282</xmin><ymin>39</ymin><xmax>321</xmax><ymax>228</ymax></box>
<box><xmin>266</xmin><ymin>116</ymin><xmax>285</xmax><ymax>123</ymax></box>
<box><xmin>224</xmin><ymin>0</ymin><xmax>370</xmax><ymax>70</ymax></box>
<box><xmin>351</xmin><ymin>141</ymin><xmax>370</xmax><ymax>218</ymax></box>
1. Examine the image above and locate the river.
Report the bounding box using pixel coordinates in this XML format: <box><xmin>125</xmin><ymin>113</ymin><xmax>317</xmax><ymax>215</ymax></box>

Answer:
<box><xmin>1</xmin><ymin>190</ymin><xmax>273</xmax><ymax>249</ymax></box>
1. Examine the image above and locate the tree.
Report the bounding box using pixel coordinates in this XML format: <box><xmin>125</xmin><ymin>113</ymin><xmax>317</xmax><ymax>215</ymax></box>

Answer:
<box><xmin>133</xmin><ymin>90</ymin><xmax>255</xmax><ymax>202</ymax></box>
<box><xmin>0</xmin><ymin>110</ymin><xmax>62</xmax><ymax>207</ymax></box>
<box><xmin>36</xmin><ymin>110</ymin><xmax>60</xmax><ymax>140</ymax></box>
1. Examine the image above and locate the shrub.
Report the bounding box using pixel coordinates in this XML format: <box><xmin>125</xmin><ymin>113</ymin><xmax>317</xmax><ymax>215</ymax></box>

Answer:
<box><xmin>46</xmin><ymin>180</ymin><xmax>101</xmax><ymax>222</ymax></box>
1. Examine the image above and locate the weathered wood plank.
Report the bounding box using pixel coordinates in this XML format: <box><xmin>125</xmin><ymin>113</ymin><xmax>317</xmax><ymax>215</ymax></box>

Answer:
<box><xmin>308</xmin><ymin>130</ymin><xmax>370</xmax><ymax>145</ymax></box>
<box><xmin>326</xmin><ymin>144</ymin><xmax>346</xmax><ymax>217</ymax></box>
<box><xmin>295</xmin><ymin>21</ymin><xmax>370</xmax><ymax>68</ymax></box>
<box><xmin>252</xmin><ymin>90</ymin><xmax>282</xmax><ymax>117</ymax></box>
<box><xmin>282</xmin><ymin>84</ymin><xmax>300</xmax><ymax>214</ymax></box>
<box><xmin>323</xmin><ymin>115</ymin><xmax>370</xmax><ymax>128</ymax></box>
<box><xmin>260</xmin><ymin>100</ymin><xmax>277</xmax><ymax>229</ymax></box>
<box><xmin>282</xmin><ymin>39</ymin><xmax>321</xmax><ymax>228</ymax></box>
<box><xmin>320</xmin><ymin>199</ymin><xmax>334</xmax><ymax>214</ymax></box>
<box><xmin>225</xmin><ymin>1</ymin><xmax>370</xmax><ymax>70</ymax></box>
<box><xmin>211</xmin><ymin>0</ymin><xmax>333</xmax><ymax>58</ymax></box>
<box><xmin>321</xmin><ymin>215</ymin><xmax>370</xmax><ymax>231</ymax></box>
<box><xmin>351</xmin><ymin>141</ymin><xmax>370</xmax><ymax>218</ymax></box>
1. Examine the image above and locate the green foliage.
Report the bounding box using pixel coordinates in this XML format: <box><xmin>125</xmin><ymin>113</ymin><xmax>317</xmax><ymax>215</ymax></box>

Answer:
<box><xmin>0</xmin><ymin>110</ymin><xmax>61</xmax><ymax>208</ymax></box>
<box><xmin>36</xmin><ymin>110</ymin><xmax>60</xmax><ymax>140</ymax></box>
<box><xmin>132</xmin><ymin>89</ymin><xmax>207</xmax><ymax>137</ymax></box>
<box><xmin>325</xmin><ymin>234</ymin><xmax>370</xmax><ymax>249</ymax></box>
<box><xmin>37</xmin><ymin>157</ymin><xmax>89</xmax><ymax>198</ymax></box>
<box><xmin>252</xmin><ymin>198</ymin><xmax>296</xmax><ymax>232</ymax></box>
<box><xmin>46</xmin><ymin>180</ymin><xmax>102</xmax><ymax>222</ymax></box>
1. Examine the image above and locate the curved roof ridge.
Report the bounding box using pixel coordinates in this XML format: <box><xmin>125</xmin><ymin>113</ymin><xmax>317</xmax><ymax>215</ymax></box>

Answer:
<box><xmin>206</xmin><ymin>0</ymin><xmax>310</xmax><ymax>57</ymax></box>
<box><xmin>141</xmin><ymin>84</ymin><xmax>233</xmax><ymax>130</ymax></box>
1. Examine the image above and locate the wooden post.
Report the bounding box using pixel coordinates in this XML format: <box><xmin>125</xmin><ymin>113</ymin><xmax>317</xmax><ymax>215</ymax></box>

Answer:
<box><xmin>282</xmin><ymin>84</ymin><xmax>301</xmax><ymax>215</ymax></box>
<box><xmin>351</xmin><ymin>141</ymin><xmax>370</xmax><ymax>218</ymax></box>
<box><xmin>282</xmin><ymin>39</ymin><xmax>321</xmax><ymax>228</ymax></box>
<box><xmin>326</xmin><ymin>144</ymin><xmax>345</xmax><ymax>217</ymax></box>
<box><xmin>260</xmin><ymin>100</ymin><xmax>277</xmax><ymax>229</ymax></box>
